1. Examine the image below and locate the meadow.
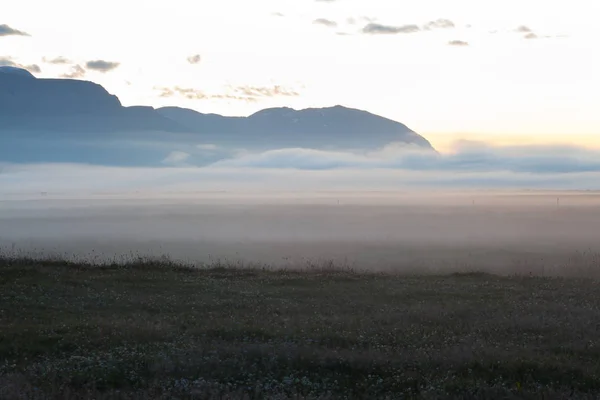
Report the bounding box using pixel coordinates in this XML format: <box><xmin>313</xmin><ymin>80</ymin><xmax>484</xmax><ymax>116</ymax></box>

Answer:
<box><xmin>2</xmin><ymin>254</ymin><xmax>600</xmax><ymax>399</ymax></box>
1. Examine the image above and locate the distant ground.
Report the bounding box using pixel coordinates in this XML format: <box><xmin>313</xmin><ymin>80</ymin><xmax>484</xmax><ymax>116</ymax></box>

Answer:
<box><xmin>3</xmin><ymin>192</ymin><xmax>600</xmax><ymax>276</ymax></box>
<box><xmin>1</xmin><ymin>257</ymin><xmax>600</xmax><ymax>399</ymax></box>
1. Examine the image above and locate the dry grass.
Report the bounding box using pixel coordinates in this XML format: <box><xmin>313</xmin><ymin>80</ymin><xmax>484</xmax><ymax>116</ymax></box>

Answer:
<box><xmin>2</xmin><ymin>254</ymin><xmax>600</xmax><ymax>399</ymax></box>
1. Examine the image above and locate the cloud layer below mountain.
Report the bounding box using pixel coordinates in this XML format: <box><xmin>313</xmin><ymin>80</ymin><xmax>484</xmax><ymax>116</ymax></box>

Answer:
<box><xmin>2</xmin><ymin>141</ymin><xmax>600</xmax><ymax>193</ymax></box>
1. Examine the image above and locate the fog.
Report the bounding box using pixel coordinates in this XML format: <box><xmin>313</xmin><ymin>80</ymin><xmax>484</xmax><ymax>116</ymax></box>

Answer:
<box><xmin>2</xmin><ymin>191</ymin><xmax>600</xmax><ymax>276</ymax></box>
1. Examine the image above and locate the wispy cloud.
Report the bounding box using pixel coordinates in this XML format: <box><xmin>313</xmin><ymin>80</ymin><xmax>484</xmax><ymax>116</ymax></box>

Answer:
<box><xmin>0</xmin><ymin>57</ymin><xmax>41</xmax><ymax>74</ymax></box>
<box><xmin>85</xmin><ymin>60</ymin><xmax>120</xmax><ymax>73</ymax></box>
<box><xmin>156</xmin><ymin>86</ymin><xmax>257</xmax><ymax>102</ymax></box>
<box><xmin>313</xmin><ymin>18</ymin><xmax>338</xmax><ymax>28</ymax></box>
<box><xmin>0</xmin><ymin>24</ymin><xmax>29</xmax><ymax>37</ymax></box>
<box><xmin>0</xmin><ymin>57</ymin><xmax>18</xmax><ymax>67</ymax></box>
<box><xmin>187</xmin><ymin>54</ymin><xmax>201</xmax><ymax>64</ymax></box>
<box><xmin>448</xmin><ymin>40</ymin><xmax>469</xmax><ymax>46</ymax></box>
<box><xmin>43</xmin><ymin>56</ymin><xmax>72</xmax><ymax>65</ymax></box>
<box><xmin>25</xmin><ymin>64</ymin><xmax>41</xmax><ymax>73</ymax></box>
<box><xmin>61</xmin><ymin>65</ymin><xmax>86</xmax><ymax>79</ymax></box>
<box><xmin>362</xmin><ymin>23</ymin><xmax>420</xmax><ymax>35</ymax></box>
<box><xmin>515</xmin><ymin>25</ymin><xmax>541</xmax><ymax>39</ymax></box>
<box><xmin>271</xmin><ymin>12</ymin><xmax>284</xmax><ymax>17</ymax></box>
<box><xmin>362</xmin><ymin>18</ymin><xmax>457</xmax><ymax>35</ymax></box>
<box><xmin>156</xmin><ymin>84</ymin><xmax>299</xmax><ymax>102</ymax></box>
<box><xmin>516</xmin><ymin>25</ymin><xmax>532</xmax><ymax>33</ymax></box>
<box><xmin>423</xmin><ymin>19</ymin><xmax>455</xmax><ymax>30</ymax></box>
<box><xmin>231</xmin><ymin>85</ymin><xmax>299</xmax><ymax>98</ymax></box>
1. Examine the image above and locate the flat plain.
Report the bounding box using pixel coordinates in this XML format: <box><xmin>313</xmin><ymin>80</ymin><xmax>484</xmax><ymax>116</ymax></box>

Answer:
<box><xmin>2</xmin><ymin>257</ymin><xmax>600</xmax><ymax>399</ymax></box>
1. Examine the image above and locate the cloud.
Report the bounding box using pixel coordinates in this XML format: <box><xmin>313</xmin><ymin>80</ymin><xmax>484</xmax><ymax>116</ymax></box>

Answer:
<box><xmin>362</xmin><ymin>23</ymin><xmax>420</xmax><ymax>35</ymax></box>
<box><xmin>0</xmin><ymin>57</ymin><xmax>18</xmax><ymax>67</ymax></box>
<box><xmin>0</xmin><ymin>24</ymin><xmax>29</xmax><ymax>37</ymax></box>
<box><xmin>4</xmin><ymin>161</ymin><xmax>600</xmax><ymax>193</ymax></box>
<box><xmin>423</xmin><ymin>19</ymin><xmax>455</xmax><ymax>30</ymax></box>
<box><xmin>25</xmin><ymin>64</ymin><xmax>41</xmax><ymax>73</ymax></box>
<box><xmin>187</xmin><ymin>54</ymin><xmax>201</xmax><ymax>64</ymax></box>
<box><xmin>155</xmin><ymin>86</ymin><xmax>257</xmax><ymax>102</ymax></box>
<box><xmin>313</xmin><ymin>18</ymin><xmax>338</xmax><ymax>28</ymax></box>
<box><xmin>232</xmin><ymin>85</ymin><xmax>299</xmax><ymax>97</ymax></box>
<box><xmin>162</xmin><ymin>151</ymin><xmax>191</xmax><ymax>165</ymax></box>
<box><xmin>43</xmin><ymin>56</ymin><xmax>71</xmax><ymax>65</ymax></box>
<box><xmin>5</xmin><ymin>142</ymin><xmax>600</xmax><ymax>192</ymax></box>
<box><xmin>156</xmin><ymin>87</ymin><xmax>176</xmax><ymax>98</ymax></box>
<box><xmin>271</xmin><ymin>12</ymin><xmax>284</xmax><ymax>17</ymax></box>
<box><xmin>85</xmin><ymin>60</ymin><xmax>120</xmax><ymax>72</ymax></box>
<box><xmin>0</xmin><ymin>57</ymin><xmax>41</xmax><ymax>74</ymax></box>
<box><xmin>209</xmin><ymin>142</ymin><xmax>600</xmax><ymax>176</ymax></box>
<box><xmin>448</xmin><ymin>40</ymin><xmax>469</xmax><ymax>46</ymax></box>
<box><xmin>61</xmin><ymin>65</ymin><xmax>86</xmax><ymax>79</ymax></box>
<box><xmin>362</xmin><ymin>18</ymin><xmax>455</xmax><ymax>35</ymax></box>
<box><xmin>157</xmin><ymin>84</ymin><xmax>299</xmax><ymax>102</ymax></box>
<box><xmin>516</xmin><ymin>26</ymin><xmax>532</xmax><ymax>33</ymax></box>
<box><xmin>158</xmin><ymin>87</ymin><xmax>208</xmax><ymax>100</ymax></box>
<box><xmin>513</xmin><ymin>26</ymin><xmax>546</xmax><ymax>40</ymax></box>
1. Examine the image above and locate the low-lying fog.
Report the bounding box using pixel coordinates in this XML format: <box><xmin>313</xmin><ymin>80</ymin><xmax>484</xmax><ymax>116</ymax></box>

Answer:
<box><xmin>2</xmin><ymin>191</ymin><xmax>600</xmax><ymax>276</ymax></box>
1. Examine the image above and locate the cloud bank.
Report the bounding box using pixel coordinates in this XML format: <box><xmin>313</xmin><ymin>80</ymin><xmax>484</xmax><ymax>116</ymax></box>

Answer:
<box><xmin>209</xmin><ymin>142</ymin><xmax>600</xmax><ymax>175</ymax></box>
<box><xmin>3</xmin><ymin>142</ymin><xmax>600</xmax><ymax>193</ymax></box>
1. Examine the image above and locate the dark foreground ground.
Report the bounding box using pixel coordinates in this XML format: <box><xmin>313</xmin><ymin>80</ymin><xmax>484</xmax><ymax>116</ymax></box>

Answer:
<box><xmin>1</xmin><ymin>258</ymin><xmax>600</xmax><ymax>399</ymax></box>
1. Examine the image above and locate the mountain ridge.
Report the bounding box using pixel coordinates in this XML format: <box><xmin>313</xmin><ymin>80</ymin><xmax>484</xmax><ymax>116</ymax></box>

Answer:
<box><xmin>0</xmin><ymin>67</ymin><xmax>434</xmax><ymax>165</ymax></box>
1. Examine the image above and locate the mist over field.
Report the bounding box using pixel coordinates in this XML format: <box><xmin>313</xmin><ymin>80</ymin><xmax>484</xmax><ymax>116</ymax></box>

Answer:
<box><xmin>3</xmin><ymin>191</ymin><xmax>600</xmax><ymax>276</ymax></box>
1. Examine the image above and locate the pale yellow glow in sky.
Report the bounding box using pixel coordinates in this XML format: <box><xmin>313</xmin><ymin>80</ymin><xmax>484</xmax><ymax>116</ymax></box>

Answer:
<box><xmin>3</xmin><ymin>0</ymin><xmax>600</xmax><ymax>146</ymax></box>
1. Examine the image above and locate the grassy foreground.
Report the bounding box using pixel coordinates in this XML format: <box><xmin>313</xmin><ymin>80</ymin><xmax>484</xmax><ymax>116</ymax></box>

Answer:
<box><xmin>1</xmin><ymin>257</ymin><xmax>600</xmax><ymax>399</ymax></box>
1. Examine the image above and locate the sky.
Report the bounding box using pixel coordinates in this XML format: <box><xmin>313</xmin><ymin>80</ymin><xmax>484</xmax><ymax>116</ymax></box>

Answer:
<box><xmin>3</xmin><ymin>0</ymin><xmax>600</xmax><ymax>151</ymax></box>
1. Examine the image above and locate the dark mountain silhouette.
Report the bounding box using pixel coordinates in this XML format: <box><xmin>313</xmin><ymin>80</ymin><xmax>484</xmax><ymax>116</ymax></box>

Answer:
<box><xmin>0</xmin><ymin>67</ymin><xmax>186</xmax><ymax>133</ymax></box>
<box><xmin>0</xmin><ymin>67</ymin><xmax>435</xmax><ymax>165</ymax></box>
<box><xmin>157</xmin><ymin>106</ymin><xmax>433</xmax><ymax>149</ymax></box>
<box><xmin>0</xmin><ymin>67</ymin><xmax>433</xmax><ymax>150</ymax></box>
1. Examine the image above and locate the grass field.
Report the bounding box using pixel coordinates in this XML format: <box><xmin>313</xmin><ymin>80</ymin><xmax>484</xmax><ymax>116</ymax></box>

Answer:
<box><xmin>2</xmin><ymin>256</ymin><xmax>600</xmax><ymax>399</ymax></box>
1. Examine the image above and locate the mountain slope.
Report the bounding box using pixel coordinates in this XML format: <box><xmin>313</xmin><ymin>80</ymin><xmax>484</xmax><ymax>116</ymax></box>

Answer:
<box><xmin>157</xmin><ymin>105</ymin><xmax>433</xmax><ymax>150</ymax></box>
<box><xmin>0</xmin><ymin>68</ymin><xmax>186</xmax><ymax>133</ymax></box>
<box><xmin>0</xmin><ymin>67</ymin><xmax>435</xmax><ymax>165</ymax></box>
